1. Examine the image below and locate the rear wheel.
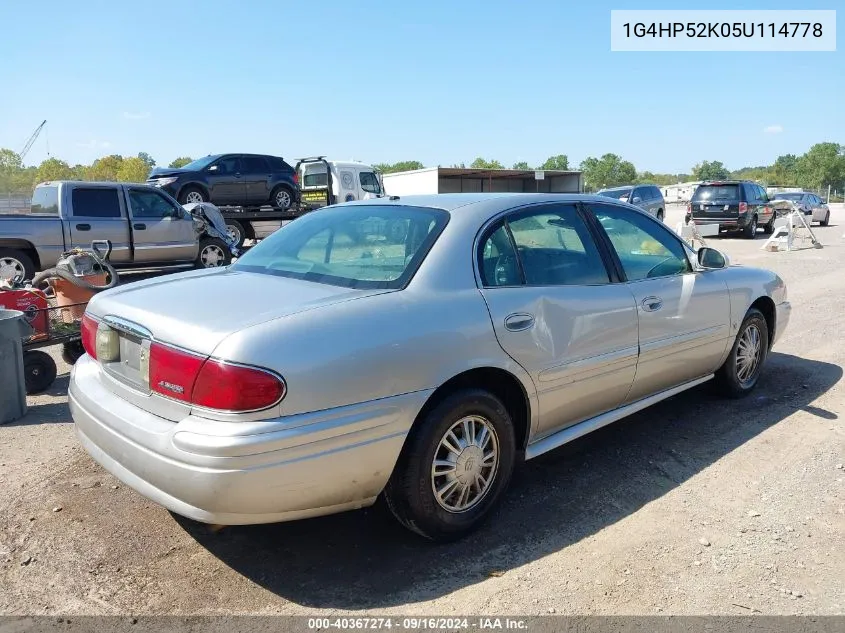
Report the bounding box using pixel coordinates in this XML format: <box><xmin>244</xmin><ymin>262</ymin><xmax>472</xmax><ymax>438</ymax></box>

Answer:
<box><xmin>23</xmin><ymin>350</ymin><xmax>57</xmax><ymax>395</ymax></box>
<box><xmin>270</xmin><ymin>186</ymin><xmax>293</xmax><ymax>210</ymax></box>
<box><xmin>383</xmin><ymin>388</ymin><xmax>516</xmax><ymax>541</ymax></box>
<box><xmin>763</xmin><ymin>215</ymin><xmax>775</xmax><ymax>234</ymax></box>
<box><xmin>743</xmin><ymin>215</ymin><xmax>758</xmax><ymax>239</ymax></box>
<box><xmin>0</xmin><ymin>248</ymin><xmax>36</xmax><ymax>283</ymax></box>
<box><xmin>714</xmin><ymin>308</ymin><xmax>769</xmax><ymax>398</ymax></box>
<box><xmin>225</xmin><ymin>220</ymin><xmax>247</xmax><ymax>248</ymax></box>
<box><xmin>656</xmin><ymin>209</ymin><xmax>664</xmax><ymax>222</ymax></box>
<box><xmin>196</xmin><ymin>237</ymin><xmax>232</xmax><ymax>269</ymax></box>
<box><xmin>820</xmin><ymin>211</ymin><xmax>830</xmax><ymax>227</ymax></box>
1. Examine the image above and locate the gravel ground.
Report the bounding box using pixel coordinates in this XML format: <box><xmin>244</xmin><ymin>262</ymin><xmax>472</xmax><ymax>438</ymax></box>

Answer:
<box><xmin>1</xmin><ymin>204</ymin><xmax>843</xmax><ymax>616</ymax></box>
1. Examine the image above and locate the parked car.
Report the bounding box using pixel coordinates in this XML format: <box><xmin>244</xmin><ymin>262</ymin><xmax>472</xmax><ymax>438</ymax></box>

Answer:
<box><xmin>770</xmin><ymin>191</ymin><xmax>831</xmax><ymax>226</ymax></box>
<box><xmin>687</xmin><ymin>181</ymin><xmax>777</xmax><ymax>239</ymax></box>
<box><xmin>147</xmin><ymin>154</ymin><xmax>301</xmax><ymax>210</ymax></box>
<box><xmin>0</xmin><ymin>181</ymin><xmax>233</xmax><ymax>282</ymax></box>
<box><xmin>70</xmin><ymin>193</ymin><xmax>790</xmax><ymax>541</ymax></box>
<box><xmin>597</xmin><ymin>185</ymin><xmax>665</xmax><ymax>221</ymax></box>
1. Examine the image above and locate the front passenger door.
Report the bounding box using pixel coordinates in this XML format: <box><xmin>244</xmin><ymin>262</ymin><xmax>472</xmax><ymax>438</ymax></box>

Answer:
<box><xmin>205</xmin><ymin>155</ymin><xmax>245</xmax><ymax>205</ymax></box>
<box><xmin>587</xmin><ymin>203</ymin><xmax>731</xmax><ymax>403</ymax></box>
<box><xmin>127</xmin><ymin>188</ymin><xmax>198</xmax><ymax>263</ymax></box>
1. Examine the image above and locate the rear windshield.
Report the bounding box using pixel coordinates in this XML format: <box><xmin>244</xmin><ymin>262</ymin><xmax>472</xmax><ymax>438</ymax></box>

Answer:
<box><xmin>772</xmin><ymin>192</ymin><xmax>803</xmax><ymax>201</ymax></box>
<box><xmin>597</xmin><ymin>188</ymin><xmax>633</xmax><ymax>200</ymax></box>
<box><xmin>232</xmin><ymin>204</ymin><xmax>449</xmax><ymax>289</ymax></box>
<box><xmin>30</xmin><ymin>185</ymin><xmax>59</xmax><ymax>215</ymax></box>
<box><xmin>692</xmin><ymin>185</ymin><xmax>739</xmax><ymax>202</ymax></box>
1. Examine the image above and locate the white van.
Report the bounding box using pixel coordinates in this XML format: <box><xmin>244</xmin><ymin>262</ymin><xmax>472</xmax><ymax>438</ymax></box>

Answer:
<box><xmin>296</xmin><ymin>157</ymin><xmax>385</xmax><ymax>209</ymax></box>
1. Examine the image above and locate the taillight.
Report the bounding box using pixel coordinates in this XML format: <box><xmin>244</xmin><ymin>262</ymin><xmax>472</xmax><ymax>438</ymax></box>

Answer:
<box><xmin>293</xmin><ymin>172</ymin><xmax>299</xmax><ymax>185</ymax></box>
<box><xmin>686</xmin><ymin>202</ymin><xmax>691</xmax><ymax>213</ymax></box>
<box><xmin>149</xmin><ymin>343</ymin><xmax>205</xmax><ymax>403</ymax></box>
<box><xmin>739</xmin><ymin>202</ymin><xmax>748</xmax><ymax>213</ymax></box>
<box><xmin>148</xmin><ymin>342</ymin><xmax>285</xmax><ymax>411</ymax></box>
<box><xmin>192</xmin><ymin>360</ymin><xmax>285</xmax><ymax>412</ymax></box>
<box><xmin>81</xmin><ymin>314</ymin><xmax>98</xmax><ymax>360</ymax></box>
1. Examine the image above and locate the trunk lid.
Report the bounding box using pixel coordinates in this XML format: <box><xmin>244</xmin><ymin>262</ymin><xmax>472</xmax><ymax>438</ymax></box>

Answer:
<box><xmin>87</xmin><ymin>267</ymin><xmax>390</xmax><ymax>356</ymax></box>
<box><xmin>691</xmin><ymin>184</ymin><xmax>741</xmax><ymax>220</ymax></box>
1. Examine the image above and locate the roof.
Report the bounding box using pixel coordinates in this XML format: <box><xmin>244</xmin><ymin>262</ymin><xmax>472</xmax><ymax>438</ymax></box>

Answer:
<box><xmin>38</xmin><ymin>180</ymin><xmax>154</xmax><ymax>187</ymax></box>
<box><xmin>382</xmin><ymin>166</ymin><xmax>582</xmax><ymax>179</ymax></box>
<box><xmin>347</xmin><ymin>192</ymin><xmax>618</xmax><ymax>212</ymax></box>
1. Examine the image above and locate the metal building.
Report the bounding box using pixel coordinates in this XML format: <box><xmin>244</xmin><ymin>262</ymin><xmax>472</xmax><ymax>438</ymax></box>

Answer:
<box><xmin>382</xmin><ymin>167</ymin><xmax>584</xmax><ymax>197</ymax></box>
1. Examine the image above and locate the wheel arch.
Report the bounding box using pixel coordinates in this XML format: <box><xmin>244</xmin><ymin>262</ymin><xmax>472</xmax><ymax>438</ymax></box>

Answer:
<box><xmin>749</xmin><ymin>295</ymin><xmax>776</xmax><ymax>350</ymax></box>
<box><xmin>0</xmin><ymin>240</ymin><xmax>41</xmax><ymax>271</ymax></box>
<box><xmin>178</xmin><ymin>182</ymin><xmax>209</xmax><ymax>201</ymax></box>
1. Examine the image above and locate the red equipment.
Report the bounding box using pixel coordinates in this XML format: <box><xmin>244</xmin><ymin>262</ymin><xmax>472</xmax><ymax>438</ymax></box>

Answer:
<box><xmin>0</xmin><ymin>288</ymin><xmax>50</xmax><ymax>342</ymax></box>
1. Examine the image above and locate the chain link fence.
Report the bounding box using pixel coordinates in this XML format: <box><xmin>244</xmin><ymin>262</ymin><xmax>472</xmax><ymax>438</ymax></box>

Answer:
<box><xmin>0</xmin><ymin>191</ymin><xmax>32</xmax><ymax>214</ymax></box>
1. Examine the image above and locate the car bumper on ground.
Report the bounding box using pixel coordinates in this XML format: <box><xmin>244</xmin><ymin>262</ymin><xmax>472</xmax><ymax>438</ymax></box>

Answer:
<box><xmin>68</xmin><ymin>355</ymin><xmax>430</xmax><ymax>525</ymax></box>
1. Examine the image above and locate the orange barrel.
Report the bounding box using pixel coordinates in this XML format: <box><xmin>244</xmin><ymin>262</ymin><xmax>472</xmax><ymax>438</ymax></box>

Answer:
<box><xmin>52</xmin><ymin>273</ymin><xmax>107</xmax><ymax>323</ymax></box>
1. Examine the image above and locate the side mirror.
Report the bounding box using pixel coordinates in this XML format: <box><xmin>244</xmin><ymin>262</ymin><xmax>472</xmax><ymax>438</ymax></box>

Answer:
<box><xmin>697</xmin><ymin>247</ymin><xmax>727</xmax><ymax>269</ymax></box>
<box><xmin>632</xmin><ymin>196</ymin><xmax>641</xmax><ymax>204</ymax></box>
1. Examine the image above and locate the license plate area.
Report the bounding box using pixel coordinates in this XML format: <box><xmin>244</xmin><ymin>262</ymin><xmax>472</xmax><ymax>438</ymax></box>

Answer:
<box><xmin>101</xmin><ymin>318</ymin><xmax>152</xmax><ymax>393</ymax></box>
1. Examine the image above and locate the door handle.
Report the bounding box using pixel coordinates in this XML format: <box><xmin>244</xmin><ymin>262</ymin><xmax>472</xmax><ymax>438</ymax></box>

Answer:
<box><xmin>75</xmin><ymin>223</ymin><xmax>91</xmax><ymax>231</ymax></box>
<box><xmin>641</xmin><ymin>296</ymin><xmax>663</xmax><ymax>312</ymax></box>
<box><xmin>133</xmin><ymin>223</ymin><xmax>146</xmax><ymax>230</ymax></box>
<box><xmin>504</xmin><ymin>313</ymin><xmax>535</xmax><ymax>332</ymax></box>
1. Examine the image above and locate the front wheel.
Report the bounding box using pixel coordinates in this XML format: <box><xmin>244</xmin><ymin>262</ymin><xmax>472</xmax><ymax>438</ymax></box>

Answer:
<box><xmin>714</xmin><ymin>308</ymin><xmax>769</xmax><ymax>398</ymax></box>
<box><xmin>196</xmin><ymin>237</ymin><xmax>232</xmax><ymax>269</ymax></box>
<box><xmin>383</xmin><ymin>389</ymin><xmax>516</xmax><ymax>542</ymax></box>
<box><xmin>763</xmin><ymin>215</ymin><xmax>775</xmax><ymax>235</ymax></box>
<box><xmin>179</xmin><ymin>186</ymin><xmax>207</xmax><ymax>205</ymax></box>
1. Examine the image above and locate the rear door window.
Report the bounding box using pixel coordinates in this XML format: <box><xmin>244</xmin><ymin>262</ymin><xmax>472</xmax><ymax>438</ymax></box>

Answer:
<box><xmin>71</xmin><ymin>188</ymin><xmax>122</xmax><ymax>218</ymax></box>
<box><xmin>241</xmin><ymin>156</ymin><xmax>269</xmax><ymax>174</ymax></box>
<box><xmin>651</xmin><ymin>186</ymin><xmax>663</xmax><ymax>200</ymax></box>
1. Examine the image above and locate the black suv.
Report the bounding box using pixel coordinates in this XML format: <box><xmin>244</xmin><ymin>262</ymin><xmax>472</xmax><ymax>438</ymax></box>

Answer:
<box><xmin>147</xmin><ymin>154</ymin><xmax>300</xmax><ymax>210</ymax></box>
<box><xmin>687</xmin><ymin>180</ymin><xmax>776</xmax><ymax>239</ymax></box>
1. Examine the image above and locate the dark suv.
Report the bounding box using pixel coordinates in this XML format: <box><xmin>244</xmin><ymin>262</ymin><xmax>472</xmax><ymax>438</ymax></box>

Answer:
<box><xmin>687</xmin><ymin>181</ymin><xmax>776</xmax><ymax>239</ymax></box>
<box><xmin>147</xmin><ymin>154</ymin><xmax>300</xmax><ymax>210</ymax></box>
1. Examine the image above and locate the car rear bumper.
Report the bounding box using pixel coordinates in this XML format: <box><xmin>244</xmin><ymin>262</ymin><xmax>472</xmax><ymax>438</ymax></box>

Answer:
<box><xmin>691</xmin><ymin>215</ymin><xmax>751</xmax><ymax>229</ymax></box>
<box><xmin>69</xmin><ymin>355</ymin><xmax>430</xmax><ymax>525</ymax></box>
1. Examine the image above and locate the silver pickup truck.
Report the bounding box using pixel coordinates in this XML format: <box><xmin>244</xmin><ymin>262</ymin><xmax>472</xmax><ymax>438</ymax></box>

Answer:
<box><xmin>0</xmin><ymin>181</ymin><xmax>232</xmax><ymax>281</ymax></box>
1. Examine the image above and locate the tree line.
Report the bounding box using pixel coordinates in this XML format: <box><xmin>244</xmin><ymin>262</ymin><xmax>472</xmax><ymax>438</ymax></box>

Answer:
<box><xmin>2</xmin><ymin>142</ymin><xmax>844</xmax><ymax>195</ymax></box>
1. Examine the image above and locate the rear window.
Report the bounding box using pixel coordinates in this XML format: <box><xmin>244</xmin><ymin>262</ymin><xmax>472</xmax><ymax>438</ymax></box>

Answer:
<box><xmin>71</xmin><ymin>188</ymin><xmax>122</xmax><ymax>218</ymax></box>
<box><xmin>30</xmin><ymin>186</ymin><xmax>59</xmax><ymax>215</ymax></box>
<box><xmin>773</xmin><ymin>192</ymin><xmax>803</xmax><ymax>201</ymax></box>
<box><xmin>692</xmin><ymin>185</ymin><xmax>740</xmax><ymax>202</ymax></box>
<box><xmin>303</xmin><ymin>166</ymin><xmax>328</xmax><ymax>188</ymax></box>
<box><xmin>232</xmin><ymin>205</ymin><xmax>449</xmax><ymax>289</ymax></box>
<box><xmin>268</xmin><ymin>156</ymin><xmax>292</xmax><ymax>172</ymax></box>
<box><xmin>597</xmin><ymin>188</ymin><xmax>633</xmax><ymax>200</ymax></box>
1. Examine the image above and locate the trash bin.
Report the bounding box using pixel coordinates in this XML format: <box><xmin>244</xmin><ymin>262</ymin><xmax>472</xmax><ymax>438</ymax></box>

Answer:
<box><xmin>0</xmin><ymin>309</ymin><xmax>31</xmax><ymax>424</ymax></box>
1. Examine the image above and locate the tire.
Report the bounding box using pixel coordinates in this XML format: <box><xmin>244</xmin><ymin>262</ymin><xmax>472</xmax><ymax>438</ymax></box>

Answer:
<box><xmin>61</xmin><ymin>340</ymin><xmax>85</xmax><ymax>365</ymax></box>
<box><xmin>225</xmin><ymin>220</ymin><xmax>246</xmax><ymax>248</ymax></box>
<box><xmin>0</xmin><ymin>248</ymin><xmax>36</xmax><ymax>283</ymax></box>
<box><xmin>714</xmin><ymin>308</ymin><xmax>769</xmax><ymax>398</ymax></box>
<box><xmin>195</xmin><ymin>237</ymin><xmax>232</xmax><ymax>269</ymax></box>
<box><xmin>23</xmin><ymin>350</ymin><xmax>57</xmax><ymax>395</ymax></box>
<box><xmin>820</xmin><ymin>211</ymin><xmax>830</xmax><ymax>227</ymax></box>
<box><xmin>178</xmin><ymin>186</ymin><xmax>207</xmax><ymax>205</ymax></box>
<box><xmin>656</xmin><ymin>209</ymin><xmax>664</xmax><ymax>223</ymax></box>
<box><xmin>383</xmin><ymin>388</ymin><xmax>516</xmax><ymax>542</ymax></box>
<box><xmin>763</xmin><ymin>215</ymin><xmax>775</xmax><ymax>235</ymax></box>
<box><xmin>270</xmin><ymin>186</ymin><xmax>293</xmax><ymax>210</ymax></box>
<box><xmin>743</xmin><ymin>215</ymin><xmax>758</xmax><ymax>239</ymax></box>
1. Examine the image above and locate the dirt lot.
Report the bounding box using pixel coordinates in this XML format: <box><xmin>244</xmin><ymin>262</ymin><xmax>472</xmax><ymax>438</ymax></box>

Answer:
<box><xmin>1</xmin><ymin>204</ymin><xmax>843</xmax><ymax>616</ymax></box>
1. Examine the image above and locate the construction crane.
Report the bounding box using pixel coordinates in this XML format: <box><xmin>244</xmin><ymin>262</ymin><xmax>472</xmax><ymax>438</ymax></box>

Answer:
<box><xmin>19</xmin><ymin>120</ymin><xmax>47</xmax><ymax>164</ymax></box>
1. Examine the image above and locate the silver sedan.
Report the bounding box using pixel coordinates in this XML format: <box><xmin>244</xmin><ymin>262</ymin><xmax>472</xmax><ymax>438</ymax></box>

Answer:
<box><xmin>69</xmin><ymin>193</ymin><xmax>791</xmax><ymax>541</ymax></box>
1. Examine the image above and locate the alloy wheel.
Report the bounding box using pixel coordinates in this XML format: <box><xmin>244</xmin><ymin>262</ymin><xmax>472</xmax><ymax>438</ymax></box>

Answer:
<box><xmin>275</xmin><ymin>190</ymin><xmax>291</xmax><ymax>208</ymax></box>
<box><xmin>186</xmin><ymin>191</ymin><xmax>204</xmax><ymax>204</ymax></box>
<box><xmin>0</xmin><ymin>257</ymin><xmax>25</xmax><ymax>281</ymax></box>
<box><xmin>200</xmin><ymin>245</ymin><xmax>225</xmax><ymax>267</ymax></box>
<box><xmin>431</xmin><ymin>415</ymin><xmax>499</xmax><ymax>513</ymax></box>
<box><xmin>736</xmin><ymin>323</ymin><xmax>762</xmax><ymax>385</ymax></box>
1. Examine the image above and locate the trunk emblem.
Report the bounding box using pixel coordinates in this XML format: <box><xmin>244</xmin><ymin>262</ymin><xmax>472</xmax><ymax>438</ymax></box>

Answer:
<box><xmin>158</xmin><ymin>381</ymin><xmax>184</xmax><ymax>395</ymax></box>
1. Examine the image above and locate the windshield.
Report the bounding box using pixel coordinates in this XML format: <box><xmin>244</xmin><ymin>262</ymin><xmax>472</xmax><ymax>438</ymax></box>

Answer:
<box><xmin>692</xmin><ymin>185</ymin><xmax>739</xmax><ymax>202</ymax></box>
<box><xmin>232</xmin><ymin>205</ymin><xmax>449</xmax><ymax>289</ymax></box>
<box><xmin>772</xmin><ymin>192</ymin><xmax>803</xmax><ymax>201</ymax></box>
<box><xmin>179</xmin><ymin>155</ymin><xmax>221</xmax><ymax>171</ymax></box>
<box><xmin>597</xmin><ymin>188</ymin><xmax>633</xmax><ymax>200</ymax></box>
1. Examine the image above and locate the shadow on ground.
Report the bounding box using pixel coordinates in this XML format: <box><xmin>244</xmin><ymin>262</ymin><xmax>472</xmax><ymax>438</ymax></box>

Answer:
<box><xmin>4</xmin><ymin>375</ymin><xmax>72</xmax><ymax>426</ymax></box>
<box><xmin>177</xmin><ymin>352</ymin><xmax>841</xmax><ymax>609</ymax></box>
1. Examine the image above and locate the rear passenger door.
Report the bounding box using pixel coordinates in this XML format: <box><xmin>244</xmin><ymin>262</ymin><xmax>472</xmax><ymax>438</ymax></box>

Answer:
<box><xmin>754</xmin><ymin>185</ymin><xmax>774</xmax><ymax>226</ymax></box>
<box><xmin>66</xmin><ymin>186</ymin><xmax>131</xmax><ymax>263</ymax></box>
<box><xmin>126</xmin><ymin>188</ymin><xmax>198</xmax><ymax>263</ymax></box>
<box><xmin>477</xmin><ymin>203</ymin><xmax>639</xmax><ymax>437</ymax></box>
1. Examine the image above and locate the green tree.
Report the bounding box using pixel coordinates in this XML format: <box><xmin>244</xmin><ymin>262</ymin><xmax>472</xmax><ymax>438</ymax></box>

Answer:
<box><xmin>470</xmin><ymin>157</ymin><xmax>504</xmax><ymax>169</ymax></box>
<box><xmin>70</xmin><ymin>164</ymin><xmax>90</xmax><ymax>181</ymax></box>
<box><xmin>168</xmin><ymin>156</ymin><xmax>193</xmax><ymax>169</ymax></box>
<box><xmin>770</xmin><ymin>154</ymin><xmax>798</xmax><ymax>185</ymax></box>
<box><xmin>579</xmin><ymin>154</ymin><xmax>637</xmax><ymax>189</ymax></box>
<box><xmin>538</xmin><ymin>154</ymin><xmax>569</xmax><ymax>170</ymax></box>
<box><xmin>512</xmin><ymin>161</ymin><xmax>530</xmax><ymax>170</ymax></box>
<box><xmin>137</xmin><ymin>152</ymin><xmax>156</xmax><ymax>170</ymax></box>
<box><xmin>691</xmin><ymin>160</ymin><xmax>730</xmax><ymax>181</ymax></box>
<box><xmin>117</xmin><ymin>156</ymin><xmax>151</xmax><ymax>183</ymax></box>
<box><xmin>35</xmin><ymin>158</ymin><xmax>72</xmax><ymax>183</ymax></box>
<box><xmin>89</xmin><ymin>154</ymin><xmax>124</xmax><ymax>181</ymax></box>
<box><xmin>796</xmin><ymin>143</ymin><xmax>845</xmax><ymax>190</ymax></box>
<box><xmin>0</xmin><ymin>148</ymin><xmax>22</xmax><ymax>173</ymax></box>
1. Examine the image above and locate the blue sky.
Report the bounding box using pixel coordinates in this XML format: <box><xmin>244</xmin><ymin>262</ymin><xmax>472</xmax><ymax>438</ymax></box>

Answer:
<box><xmin>0</xmin><ymin>0</ymin><xmax>841</xmax><ymax>174</ymax></box>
